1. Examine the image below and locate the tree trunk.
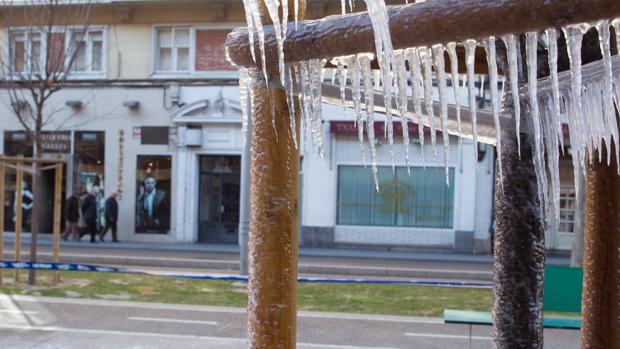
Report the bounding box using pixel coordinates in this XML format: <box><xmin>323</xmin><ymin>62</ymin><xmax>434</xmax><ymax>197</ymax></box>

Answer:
<box><xmin>581</xmin><ymin>141</ymin><xmax>620</xmax><ymax>348</ymax></box>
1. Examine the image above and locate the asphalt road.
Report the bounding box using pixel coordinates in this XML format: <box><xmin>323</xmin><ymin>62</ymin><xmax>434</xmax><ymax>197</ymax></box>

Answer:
<box><xmin>0</xmin><ymin>295</ymin><xmax>580</xmax><ymax>349</ymax></box>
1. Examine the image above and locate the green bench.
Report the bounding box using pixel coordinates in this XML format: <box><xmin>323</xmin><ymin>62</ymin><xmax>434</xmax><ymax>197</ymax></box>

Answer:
<box><xmin>443</xmin><ymin>266</ymin><xmax>583</xmax><ymax>347</ymax></box>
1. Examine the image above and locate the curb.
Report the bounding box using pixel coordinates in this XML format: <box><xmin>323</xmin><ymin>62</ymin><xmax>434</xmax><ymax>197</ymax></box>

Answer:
<box><xmin>3</xmin><ymin>252</ymin><xmax>493</xmax><ymax>281</ymax></box>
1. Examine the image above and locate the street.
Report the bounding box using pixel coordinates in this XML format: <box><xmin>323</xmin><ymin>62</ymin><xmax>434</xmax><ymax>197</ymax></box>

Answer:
<box><xmin>0</xmin><ymin>295</ymin><xmax>580</xmax><ymax>348</ymax></box>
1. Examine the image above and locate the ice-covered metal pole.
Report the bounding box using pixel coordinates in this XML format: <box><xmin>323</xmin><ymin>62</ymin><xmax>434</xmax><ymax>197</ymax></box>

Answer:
<box><xmin>239</xmin><ymin>110</ymin><xmax>251</xmax><ymax>276</ymax></box>
<box><xmin>492</xmin><ymin>41</ymin><xmax>545</xmax><ymax>348</ymax></box>
<box><xmin>493</xmin><ymin>101</ymin><xmax>545</xmax><ymax>349</ymax></box>
<box><xmin>581</xmin><ymin>140</ymin><xmax>620</xmax><ymax>348</ymax></box>
<box><xmin>226</xmin><ymin>0</ymin><xmax>620</xmax><ymax>68</ymax></box>
<box><xmin>246</xmin><ymin>2</ymin><xmax>305</xmax><ymax>348</ymax></box>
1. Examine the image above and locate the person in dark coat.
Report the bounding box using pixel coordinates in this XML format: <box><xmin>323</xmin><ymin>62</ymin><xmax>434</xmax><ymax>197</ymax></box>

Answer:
<box><xmin>99</xmin><ymin>193</ymin><xmax>119</xmax><ymax>242</ymax></box>
<box><xmin>62</xmin><ymin>189</ymin><xmax>81</xmax><ymax>241</ymax></box>
<box><xmin>79</xmin><ymin>189</ymin><xmax>98</xmax><ymax>243</ymax></box>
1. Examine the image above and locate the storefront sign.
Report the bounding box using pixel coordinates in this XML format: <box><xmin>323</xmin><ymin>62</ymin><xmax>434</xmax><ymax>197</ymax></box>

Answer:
<box><xmin>329</xmin><ymin>121</ymin><xmax>431</xmax><ymax>136</ymax></box>
<box><xmin>41</xmin><ymin>132</ymin><xmax>71</xmax><ymax>153</ymax></box>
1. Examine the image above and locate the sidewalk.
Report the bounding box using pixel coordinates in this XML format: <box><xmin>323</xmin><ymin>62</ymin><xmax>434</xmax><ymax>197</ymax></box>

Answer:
<box><xmin>2</xmin><ymin>233</ymin><xmax>570</xmax><ymax>282</ymax></box>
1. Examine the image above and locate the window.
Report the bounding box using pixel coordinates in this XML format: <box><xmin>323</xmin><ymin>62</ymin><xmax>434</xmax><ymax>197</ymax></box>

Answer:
<box><xmin>156</xmin><ymin>27</ymin><xmax>190</xmax><ymax>72</ymax></box>
<box><xmin>559</xmin><ymin>190</ymin><xmax>576</xmax><ymax>234</ymax></box>
<box><xmin>154</xmin><ymin>26</ymin><xmax>235</xmax><ymax>74</ymax></box>
<box><xmin>8</xmin><ymin>27</ymin><xmax>105</xmax><ymax>77</ymax></box>
<box><xmin>337</xmin><ymin>166</ymin><xmax>455</xmax><ymax>228</ymax></box>
<box><xmin>9</xmin><ymin>31</ymin><xmax>43</xmax><ymax>74</ymax></box>
<box><xmin>68</xmin><ymin>29</ymin><xmax>104</xmax><ymax>73</ymax></box>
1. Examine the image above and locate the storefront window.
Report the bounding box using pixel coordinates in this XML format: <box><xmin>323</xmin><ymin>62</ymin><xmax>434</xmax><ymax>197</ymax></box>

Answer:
<box><xmin>136</xmin><ymin>155</ymin><xmax>172</xmax><ymax>234</ymax></box>
<box><xmin>337</xmin><ymin>166</ymin><xmax>455</xmax><ymax>228</ymax></box>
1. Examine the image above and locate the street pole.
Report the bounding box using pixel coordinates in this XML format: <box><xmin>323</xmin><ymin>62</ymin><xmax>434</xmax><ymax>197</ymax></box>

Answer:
<box><xmin>581</xmin><ymin>140</ymin><xmax>620</xmax><ymax>348</ymax></box>
<box><xmin>239</xmin><ymin>104</ymin><xmax>252</xmax><ymax>276</ymax></box>
<box><xmin>0</xmin><ymin>161</ymin><xmax>4</xmax><ymax>286</ymax></box>
<box><xmin>246</xmin><ymin>4</ymin><xmax>304</xmax><ymax>348</ymax></box>
<box><xmin>14</xmin><ymin>156</ymin><xmax>23</xmax><ymax>283</ymax></box>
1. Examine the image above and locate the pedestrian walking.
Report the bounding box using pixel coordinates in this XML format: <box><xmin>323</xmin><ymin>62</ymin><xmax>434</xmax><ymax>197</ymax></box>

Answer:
<box><xmin>62</xmin><ymin>189</ymin><xmax>81</xmax><ymax>241</ymax></box>
<box><xmin>79</xmin><ymin>189</ymin><xmax>98</xmax><ymax>243</ymax></box>
<box><xmin>100</xmin><ymin>193</ymin><xmax>119</xmax><ymax>242</ymax></box>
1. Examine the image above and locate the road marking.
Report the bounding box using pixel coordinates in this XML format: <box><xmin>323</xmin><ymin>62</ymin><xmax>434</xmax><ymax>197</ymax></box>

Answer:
<box><xmin>0</xmin><ymin>310</ymin><xmax>39</xmax><ymax>315</ymax></box>
<box><xmin>405</xmin><ymin>332</ymin><xmax>492</xmax><ymax>341</ymax></box>
<box><xmin>0</xmin><ymin>324</ymin><xmax>397</xmax><ymax>349</ymax></box>
<box><xmin>129</xmin><ymin>316</ymin><xmax>217</xmax><ymax>326</ymax></box>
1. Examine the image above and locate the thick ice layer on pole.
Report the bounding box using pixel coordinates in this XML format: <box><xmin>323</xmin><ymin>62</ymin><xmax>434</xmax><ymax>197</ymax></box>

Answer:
<box><xmin>432</xmin><ymin>44</ymin><xmax>451</xmax><ymax>185</ymax></box>
<box><xmin>239</xmin><ymin>68</ymin><xmax>252</xmax><ymax>147</ymax></box>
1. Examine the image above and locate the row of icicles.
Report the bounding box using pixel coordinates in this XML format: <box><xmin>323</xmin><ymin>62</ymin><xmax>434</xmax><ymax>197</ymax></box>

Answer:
<box><xmin>237</xmin><ymin>0</ymin><xmax>620</xmax><ymax>226</ymax></box>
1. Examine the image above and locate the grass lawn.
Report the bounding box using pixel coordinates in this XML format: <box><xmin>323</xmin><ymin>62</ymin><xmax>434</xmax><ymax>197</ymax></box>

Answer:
<box><xmin>0</xmin><ymin>271</ymin><xmax>494</xmax><ymax>317</ymax></box>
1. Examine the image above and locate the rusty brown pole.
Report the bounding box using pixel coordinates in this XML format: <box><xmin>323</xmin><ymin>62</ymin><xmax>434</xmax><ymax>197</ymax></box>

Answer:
<box><xmin>246</xmin><ymin>2</ymin><xmax>305</xmax><ymax>348</ymax></box>
<box><xmin>581</xmin><ymin>140</ymin><xmax>620</xmax><ymax>348</ymax></box>
<box><xmin>226</xmin><ymin>0</ymin><xmax>620</xmax><ymax>68</ymax></box>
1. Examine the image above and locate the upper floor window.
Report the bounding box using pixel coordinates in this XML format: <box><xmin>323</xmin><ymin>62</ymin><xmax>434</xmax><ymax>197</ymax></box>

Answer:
<box><xmin>68</xmin><ymin>29</ymin><xmax>104</xmax><ymax>73</ymax></box>
<box><xmin>154</xmin><ymin>26</ymin><xmax>235</xmax><ymax>75</ymax></box>
<box><xmin>10</xmin><ymin>31</ymin><xmax>43</xmax><ymax>74</ymax></box>
<box><xmin>8</xmin><ymin>27</ymin><xmax>106</xmax><ymax>78</ymax></box>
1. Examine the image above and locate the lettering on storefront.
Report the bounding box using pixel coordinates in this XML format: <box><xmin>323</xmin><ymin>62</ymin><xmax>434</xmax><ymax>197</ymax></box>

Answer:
<box><xmin>329</xmin><ymin>121</ymin><xmax>432</xmax><ymax>136</ymax></box>
<box><xmin>40</xmin><ymin>132</ymin><xmax>71</xmax><ymax>153</ymax></box>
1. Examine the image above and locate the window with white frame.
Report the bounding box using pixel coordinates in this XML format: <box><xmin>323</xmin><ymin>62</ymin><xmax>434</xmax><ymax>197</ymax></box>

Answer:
<box><xmin>155</xmin><ymin>27</ymin><xmax>191</xmax><ymax>72</ymax></box>
<box><xmin>558</xmin><ymin>190</ymin><xmax>576</xmax><ymax>234</ymax></box>
<box><xmin>9</xmin><ymin>31</ymin><xmax>43</xmax><ymax>74</ymax></box>
<box><xmin>67</xmin><ymin>29</ymin><xmax>105</xmax><ymax>73</ymax></box>
<box><xmin>8</xmin><ymin>27</ymin><xmax>105</xmax><ymax>77</ymax></box>
<box><xmin>154</xmin><ymin>26</ymin><xmax>235</xmax><ymax>74</ymax></box>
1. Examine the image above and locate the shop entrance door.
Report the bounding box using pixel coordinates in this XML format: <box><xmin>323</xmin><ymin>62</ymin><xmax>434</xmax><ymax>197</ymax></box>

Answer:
<box><xmin>198</xmin><ymin>156</ymin><xmax>241</xmax><ymax>244</ymax></box>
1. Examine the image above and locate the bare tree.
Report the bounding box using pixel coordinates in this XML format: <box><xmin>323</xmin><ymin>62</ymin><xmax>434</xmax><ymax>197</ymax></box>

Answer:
<box><xmin>0</xmin><ymin>0</ymin><xmax>96</xmax><ymax>285</ymax></box>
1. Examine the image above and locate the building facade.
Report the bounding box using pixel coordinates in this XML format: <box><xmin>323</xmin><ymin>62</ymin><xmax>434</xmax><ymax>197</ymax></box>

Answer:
<box><xmin>0</xmin><ymin>0</ymin><xmax>578</xmax><ymax>253</ymax></box>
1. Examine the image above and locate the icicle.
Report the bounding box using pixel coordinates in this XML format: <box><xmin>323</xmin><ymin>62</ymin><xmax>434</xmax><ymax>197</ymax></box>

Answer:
<box><xmin>446</xmin><ymin>43</ymin><xmax>462</xmax><ymax>142</ymax></box>
<box><xmin>336</xmin><ymin>58</ymin><xmax>349</xmax><ymax>109</ymax></box>
<box><xmin>432</xmin><ymin>44</ymin><xmax>451</xmax><ymax>185</ymax></box>
<box><xmin>294</xmin><ymin>0</ymin><xmax>299</xmax><ymax>29</ymax></box>
<box><xmin>241</xmin><ymin>0</ymin><xmax>257</xmax><ymax>62</ymax></box>
<box><xmin>284</xmin><ymin>65</ymin><xmax>299</xmax><ymax>149</ymax></box>
<box><xmin>262</xmin><ymin>0</ymin><xmax>287</xmax><ymax>88</ymax></box>
<box><xmin>542</xmin><ymin>95</ymin><xmax>560</xmax><ymax>225</ymax></box>
<box><xmin>502</xmin><ymin>34</ymin><xmax>522</xmax><ymax>157</ymax></box>
<box><xmin>298</xmin><ymin>62</ymin><xmax>314</xmax><ymax>155</ymax></box>
<box><xmin>360</xmin><ymin>54</ymin><xmax>380</xmax><ymax>191</ymax></box>
<box><xmin>364</xmin><ymin>0</ymin><xmax>396</xmax><ymax>169</ymax></box>
<box><xmin>596</xmin><ymin>20</ymin><xmax>620</xmax><ymax>167</ymax></box>
<box><xmin>245</xmin><ymin>0</ymin><xmax>268</xmax><ymax>85</ymax></box>
<box><xmin>394</xmin><ymin>50</ymin><xmax>411</xmax><ymax>170</ymax></box>
<box><xmin>310</xmin><ymin>59</ymin><xmax>325</xmax><ymax>157</ymax></box>
<box><xmin>346</xmin><ymin>55</ymin><xmax>366</xmax><ymax>164</ymax></box>
<box><xmin>613</xmin><ymin>19</ymin><xmax>620</xmax><ymax>57</ymax></box>
<box><xmin>563</xmin><ymin>24</ymin><xmax>588</xmax><ymax>180</ymax></box>
<box><xmin>239</xmin><ymin>68</ymin><xmax>251</xmax><ymax>147</ymax></box>
<box><xmin>545</xmin><ymin>29</ymin><xmax>563</xmax><ymax>152</ymax></box>
<box><xmin>526</xmin><ymin>32</ymin><xmax>547</xmax><ymax>216</ymax></box>
<box><xmin>464</xmin><ymin>39</ymin><xmax>479</xmax><ymax>163</ymax></box>
<box><xmin>405</xmin><ymin>48</ymin><xmax>426</xmax><ymax>161</ymax></box>
<box><xmin>479</xmin><ymin>75</ymin><xmax>485</xmax><ymax>98</ymax></box>
<box><xmin>483</xmin><ymin>37</ymin><xmax>503</xmax><ymax>185</ymax></box>
<box><xmin>419</xmin><ymin>47</ymin><xmax>437</xmax><ymax>156</ymax></box>
<box><xmin>341</xmin><ymin>0</ymin><xmax>346</xmax><ymax>14</ymax></box>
